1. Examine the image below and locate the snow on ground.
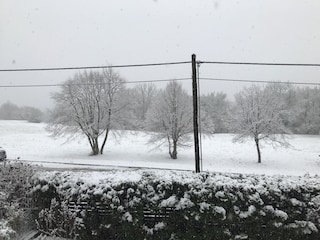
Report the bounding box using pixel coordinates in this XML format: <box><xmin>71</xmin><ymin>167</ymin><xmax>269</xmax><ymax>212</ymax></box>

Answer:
<box><xmin>0</xmin><ymin>120</ymin><xmax>320</xmax><ymax>176</ymax></box>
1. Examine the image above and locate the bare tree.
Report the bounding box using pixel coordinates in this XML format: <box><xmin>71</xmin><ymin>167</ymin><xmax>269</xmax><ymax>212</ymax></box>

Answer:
<box><xmin>20</xmin><ymin>106</ymin><xmax>43</xmax><ymax>123</ymax></box>
<box><xmin>48</xmin><ymin>69</ymin><xmax>125</xmax><ymax>155</ymax></box>
<box><xmin>131</xmin><ymin>83</ymin><xmax>157</xmax><ymax>129</ymax></box>
<box><xmin>146</xmin><ymin>81</ymin><xmax>193</xmax><ymax>159</ymax></box>
<box><xmin>0</xmin><ymin>102</ymin><xmax>43</xmax><ymax>122</ymax></box>
<box><xmin>99</xmin><ymin>68</ymin><xmax>127</xmax><ymax>154</ymax></box>
<box><xmin>201</xmin><ymin>92</ymin><xmax>231</xmax><ymax>133</ymax></box>
<box><xmin>291</xmin><ymin>87</ymin><xmax>320</xmax><ymax>134</ymax></box>
<box><xmin>0</xmin><ymin>102</ymin><xmax>21</xmax><ymax>120</ymax></box>
<box><xmin>231</xmin><ymin>84</ymin><xmax>291</xmax><ymax>163</ymax></box>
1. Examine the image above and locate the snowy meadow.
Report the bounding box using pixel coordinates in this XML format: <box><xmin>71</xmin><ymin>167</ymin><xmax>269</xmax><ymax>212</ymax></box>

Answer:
<box><xmin>1</xmin><ymin>120</ymin><xmax>320</xmax><ymax>176</ymax></box>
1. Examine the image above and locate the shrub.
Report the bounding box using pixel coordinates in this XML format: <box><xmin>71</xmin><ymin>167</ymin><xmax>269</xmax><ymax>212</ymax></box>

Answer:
<box><xmin>0</xmin><ymin>161</ymin><xmax>37</xmax><ymax>238</ymax></box>
<box><xmin>36</xmin><ymin>198</ymin><xmax>76</xmax><ymax>238</ymax></box>
<box><xmin>30</xmin><ymin>170</ymin><xmax>320</xmax><ymax>240</ymax></box>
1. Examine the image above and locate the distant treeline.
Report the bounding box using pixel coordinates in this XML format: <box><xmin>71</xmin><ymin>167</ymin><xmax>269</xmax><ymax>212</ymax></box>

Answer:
<box><xmin>2</xmin><ymin>84</ymin><xmax>319</xmax><ymax>135</ymax></box>
<box><xmin>122</xmin><ymin>85</ymin><xmax>320</xmax><ymax>135</ymax></box>
<box><xmin>0</xmin><ymin>101</ymin><xmax>44</xmax><ymax>123</ymax></box>
<box><xmin>200</xmin><ymin>86</ymin><xmax>320</xmax><ymax>135</ymax></box>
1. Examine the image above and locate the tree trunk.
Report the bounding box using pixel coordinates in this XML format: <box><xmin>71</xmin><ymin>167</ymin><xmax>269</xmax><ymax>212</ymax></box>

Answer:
<box><xmin>91</xmin><ymin>137</ymin><xmax>100</xmax><ymax>155</ymax></box>
<box><xmin>100</xmin><ymin>108</ymin><xmax>112</xmax><ymax>155</ymax></box>
<box><xmin>100</xmin><ymin>128</ymin><xmax>109</xmax><ymax>155</ymax></box>
<box><xmin>254</xmin><ymin>137</ymin><xmax>261</xmax><ymax>163</ymax></box>
<box><xmin>169</xmin><ymin>140</ymin><xmax>178</xmax><ymax>159</ymax></box>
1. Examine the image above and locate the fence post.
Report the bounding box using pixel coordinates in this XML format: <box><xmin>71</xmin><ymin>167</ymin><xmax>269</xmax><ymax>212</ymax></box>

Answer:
<box><xmin>192</xmin><ymin>54</ymin><xmax>200</xmax><ymax>173</ymax></box>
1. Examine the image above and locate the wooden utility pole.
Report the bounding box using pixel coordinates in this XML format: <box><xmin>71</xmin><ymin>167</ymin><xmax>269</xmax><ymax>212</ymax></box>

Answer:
<box><xmin>192</xmin><ymin>54</ymin><xmax>200</xmax><ymax>173</ymax></box>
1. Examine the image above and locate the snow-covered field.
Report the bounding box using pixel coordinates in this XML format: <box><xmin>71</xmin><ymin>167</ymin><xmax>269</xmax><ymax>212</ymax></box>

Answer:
<box><xmin>1</xmin><ymin>120</ymin><xmax>320</xmax><ymax>176</ymax></box>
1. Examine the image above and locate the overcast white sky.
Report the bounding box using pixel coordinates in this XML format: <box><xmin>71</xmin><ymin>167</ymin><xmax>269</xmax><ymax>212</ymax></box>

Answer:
<box><xmin>1</xmin><ymin>0</ymin><xmax>320</xmax><ymax>110</ymax></box>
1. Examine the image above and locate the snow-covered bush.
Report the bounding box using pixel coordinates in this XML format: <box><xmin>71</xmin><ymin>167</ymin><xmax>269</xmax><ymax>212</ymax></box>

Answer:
<box><xmin>30</xmin><ymin>170</ymin><xmax>320</xmax><ymax>240</ymax></box>
<box><xmin>0</xmin><ymin>219</ymin><xmax>16</xmax><ymax>240</ymax></box>
<box><xmin>36</xmin><ymin>198</ymin><xmax>76</xmax><ymax>238</ymax></box>
<box><xmin>0</xmin><ymin>161</ymin><xmax>36</xmax><ymax>238</ymax></box>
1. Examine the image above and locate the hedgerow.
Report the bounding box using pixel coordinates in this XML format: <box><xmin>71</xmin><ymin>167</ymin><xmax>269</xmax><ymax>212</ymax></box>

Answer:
<box><xmin>30</xmin><ymin>170</ymin><xmax>320</xmax><ymax>240</ymax></box>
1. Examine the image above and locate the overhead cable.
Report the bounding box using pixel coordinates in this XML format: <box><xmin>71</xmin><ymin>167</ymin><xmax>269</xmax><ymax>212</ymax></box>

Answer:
<box><xmin>0</xmin><ymin>77</ymin><xmax>191</xmax><ymax>88</ymax></box>
<box><xmin>200</xmin><ymin>77</ymin><xmax>320</xmax><ymax>86</ymax></box>
<box><xmin>2</xmin><ymin>59</ymin><xmax>320</xmax><ymax>72</ymax></box>
<box><xmin>200</xmin><ymin>61</ymin><xmax>320</xmax><ymax>67</ymax></box>
<box><xmin>0</xmin><ymin>61</ymin><xmax>191</xmax><ymax>72</ymax></box>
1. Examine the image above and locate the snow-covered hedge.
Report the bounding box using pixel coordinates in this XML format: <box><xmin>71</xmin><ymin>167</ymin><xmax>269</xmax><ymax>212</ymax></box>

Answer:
<box><xmin>0</xmin><ymin>161</ymin><xmax>36</xmax><ymax>239</ymax></box>
<box><xmin>30</xmin><ymin>170</ymin><xmax>320</xmax><ymax>240</ymax></box>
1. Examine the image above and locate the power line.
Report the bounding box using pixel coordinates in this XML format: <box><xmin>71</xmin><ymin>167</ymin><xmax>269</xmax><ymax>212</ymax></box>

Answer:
<box><xmin>2</xmin><ymin>59</ymin><xmax>320</xmax><ymax>72</ymax></box>
<box><xmin>0</xmin><ymin>61</ymin><xmax>191</xmax><ymax>72</ymax></box>
<box><xmin>1</xmin><ymin>77</ymin><xmax>318</xmax><ymax>88</ymax></box>
<box><xmin>1</xmin><ymin>77</ymin><xmax>319</xmax><ymax>89</ymax></box>
<box><xmin>0</xmin><ymin>78</ymin><xmax>191</xmax><ymax>88</ymax></box>
<box><xmin>200</xmin><ymin>77</ymin><xmax>320</xmax><ymax>86</ymax></box>
<box><xmin>3</xmin><ymin>59</ymin><xmax>320</xmax><ymax>72</ymax></box>
<box><xmin>200</xmin><ymin>61</ymin><xmax>320</xmax><ymax>67</ymax></box>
